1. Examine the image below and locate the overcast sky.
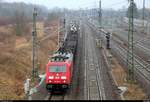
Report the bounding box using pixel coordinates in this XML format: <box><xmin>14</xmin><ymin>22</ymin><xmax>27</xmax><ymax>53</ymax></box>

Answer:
<box><xmin>4</xmin><ymin>0</ymin><xmax>150</xmax><ymax>10</ymax></box>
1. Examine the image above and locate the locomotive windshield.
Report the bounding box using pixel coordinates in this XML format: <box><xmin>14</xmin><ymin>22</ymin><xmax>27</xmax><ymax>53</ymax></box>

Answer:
<box><xmin>49</xmin><ymin>65</ymin><xmax>66</xmax><ymax>72</ymax></box>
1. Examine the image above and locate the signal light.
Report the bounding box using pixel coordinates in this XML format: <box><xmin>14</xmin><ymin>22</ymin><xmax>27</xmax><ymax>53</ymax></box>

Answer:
<box><xmin>49</xmin><ymin>76</ymin><xmax>54</xmax><ymax>79</ymax></box>
<box><xmin>61</xmin><ymin>76</ymin><xmax>66</xmax><ymax>79</ymax></box>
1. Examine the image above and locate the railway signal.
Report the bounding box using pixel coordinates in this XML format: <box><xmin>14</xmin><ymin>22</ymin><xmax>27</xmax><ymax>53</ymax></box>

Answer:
<box><xmin>63</xmin><ymin>18</ymin><xmax>66</xmax><ymax>28</ymax></box>
<box><xmin>106</xmin><ymin>32</ymin><xmax>110</xmax><ymax>49</ymax></box>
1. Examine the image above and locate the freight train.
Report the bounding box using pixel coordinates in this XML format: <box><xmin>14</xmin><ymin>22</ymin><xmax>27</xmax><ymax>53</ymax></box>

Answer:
<box><xmin>45</xmin><ymin>21</ymin><xmax>78</xmax><ymax>92</ymax></box>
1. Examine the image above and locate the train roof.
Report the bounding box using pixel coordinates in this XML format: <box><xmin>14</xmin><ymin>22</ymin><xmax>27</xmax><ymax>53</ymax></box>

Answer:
<box><xmin>50</xmin><ymin>51</ymin><xmax>73</xmax><ymax>63</ymax></box>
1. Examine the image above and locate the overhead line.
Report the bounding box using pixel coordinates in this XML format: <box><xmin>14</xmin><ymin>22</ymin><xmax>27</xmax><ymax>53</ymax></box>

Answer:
<box><xmin>103</xmin><ymin>0</ymin><xmax>128</xmax><ymax>8</ymax></box>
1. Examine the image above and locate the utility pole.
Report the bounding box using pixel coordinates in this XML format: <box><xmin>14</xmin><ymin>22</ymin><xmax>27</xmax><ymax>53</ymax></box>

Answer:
<box><xmin>99</xmin><ymin>0</ymin><xmax>102</xmax><ymax>36</ymax></box>
<box><xmin>32</xmin><ymin>8</ymin><xmax>38</xmax><ymax>81</ymax></box>
<box><xmin>99</xmin><ymin>0</ymin><xmax>102</xmax><ymax>48</ymax></box>
<box><xmin>142</xmin><ymin>0</ymin><xmax>145</xmax><ymax>32</ymax></box>
<box><xmin>127</xmin><ymin>0</ymin><xmax>134</xmax><ymax>83</ymax></box>
<box><xmin>111</xmin><ymin>9</ymin><xmax>113</xmax><ymax>33</ymax></box>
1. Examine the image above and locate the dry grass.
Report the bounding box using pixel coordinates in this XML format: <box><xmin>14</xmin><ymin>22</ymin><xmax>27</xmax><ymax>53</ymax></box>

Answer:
<box><xmin>0</xmin><ymin>20</ymin><xmax>58</xmax><ymax>100</ymax></box>
<box><xmin>111</xmin><ymin>57</ymin><xmax>146</xmax><ymax>100</ymax></box>
<box><xmin>37</xmin><ymin>22</ymin><xmax>44</xmax><ymax>38</ymax></box>
<box><xmin>124</xmin><ymin>84</ymin><xmax>145</xmax><ymax>100</ymax></box>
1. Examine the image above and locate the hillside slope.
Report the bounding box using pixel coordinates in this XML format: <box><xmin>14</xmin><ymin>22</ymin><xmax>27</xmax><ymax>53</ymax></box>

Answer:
<box><xmin>0</xmin><ymin>20</ymin><xmax>58</xmax><ymax>99</ymax></box>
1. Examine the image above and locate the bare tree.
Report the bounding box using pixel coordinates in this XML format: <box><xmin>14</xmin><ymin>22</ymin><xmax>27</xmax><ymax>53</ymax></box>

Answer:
<box><xmin>13</xmin><ymin>8</ymin><xmax>29</xmax><ymax>36</ymax></box>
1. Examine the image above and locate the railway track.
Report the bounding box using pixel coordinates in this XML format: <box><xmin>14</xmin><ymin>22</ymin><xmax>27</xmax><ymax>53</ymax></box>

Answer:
<box><xmin>87</xmin><ymin>19</ymin><xmax>150</xmax><ymax>96</ymax></box>
<box><xmin>87</xmin><ymin>20</ymin><xmax>121</xmax><ymax>100</ymax></box>
<box><xmin>83</xmin><ymin>21</ymin><xmax>107</xmax><ymax>100</ymax></box>
<box><xmin>112</xmin><ymin>34</ymin><xmax>150</xmax><ymax>71</ymax></box>
<box><xmin>112</xmin><ymin>41</ymin><xmax>150</xmax><ymax>82</ymax></box>
<box><xmin>47</xmin><ymin>93</ymin><xmax>66</xmax><ymax>100</ymax></box>
<box><xmin>111</xmin><ymin>28</ymin><xmax>150</xmax><ymax>65</ymax></box>
<box><xmin>92</xmin><ymin>21</ymin><xmax>150</xmax><ymax>74</ymax></box>
<box><xmin>111</xmin><ymin>38</ymin><xmax>150</xmax><ymax>96</ymax></box>
<box><xmin>109</xmin><ymin>30</ymin><xmax>150</xmax><ymax>81</ymax></box>
<box><xmin>91</xmin><ymin>33</ymin><xmax>106</xmax><ymax>100</ymax></box>
<box><xmin>44</xmin><ymin>92</ymin><xmax>66</xmax><ymax>100</ymax></box>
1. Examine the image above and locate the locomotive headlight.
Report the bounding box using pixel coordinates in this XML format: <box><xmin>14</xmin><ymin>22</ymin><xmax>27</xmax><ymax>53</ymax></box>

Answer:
<box><xmin>49</xmin><ymin>76</ymin><xmax>54</xmax><ymax>79</ymax></box>
<box><xmin>61</xmin><ymin>76</ymin><xmax>66</xmax><ymax>79</ymax></box>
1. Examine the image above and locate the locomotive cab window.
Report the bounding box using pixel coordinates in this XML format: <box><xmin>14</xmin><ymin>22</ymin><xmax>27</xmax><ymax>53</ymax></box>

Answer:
<box><xmin>49</xmin><ymin>65</ymin><xmax>66</xmax><ymax>72</ymax></box>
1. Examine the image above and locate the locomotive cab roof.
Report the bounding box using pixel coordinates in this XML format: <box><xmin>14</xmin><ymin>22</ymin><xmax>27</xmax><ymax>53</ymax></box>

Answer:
<box><xmin>50</xmin><ymin>51</ymin><xmax>73</xmax><ymax>62</ymax></box>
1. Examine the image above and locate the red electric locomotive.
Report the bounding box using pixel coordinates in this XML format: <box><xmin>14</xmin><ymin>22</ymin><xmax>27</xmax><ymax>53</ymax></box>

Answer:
<box><xmin>45</xmin><ymin>22</ymin><xmax>78</xmax><ymax>92</ymax></box>
<box><xmin>45</xmin><ymin>51</ymin><xmax>74</xmax><ymax>92</ymax></box>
